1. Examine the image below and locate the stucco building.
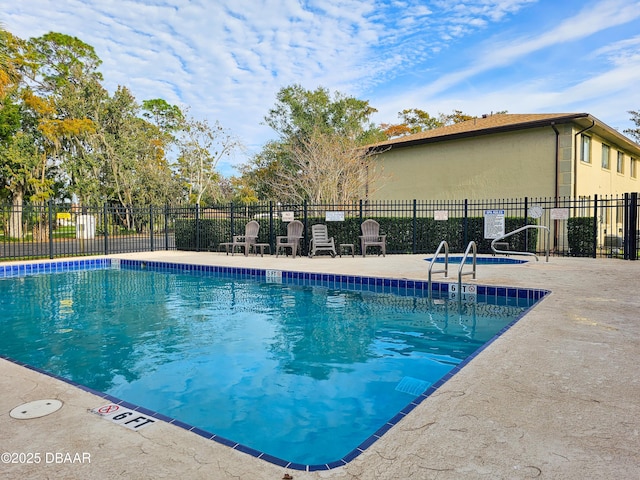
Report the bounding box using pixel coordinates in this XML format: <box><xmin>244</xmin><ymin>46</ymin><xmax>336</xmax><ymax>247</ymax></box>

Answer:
<box><xmin>369</xmin><ymin>113</ymin><xmax>640</xmax><ymax>201</ymax></box>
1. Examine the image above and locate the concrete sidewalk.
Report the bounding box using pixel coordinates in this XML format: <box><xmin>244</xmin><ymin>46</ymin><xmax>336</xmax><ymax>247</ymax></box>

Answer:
<box><xmin>1</xmin><ymin>252</ymin><xmax>638</xmax><ymax>479</ymax></box>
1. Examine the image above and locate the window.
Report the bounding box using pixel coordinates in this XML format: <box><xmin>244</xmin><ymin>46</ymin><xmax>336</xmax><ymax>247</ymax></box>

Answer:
<box><xmin>617</xmin><ymin>151</ymin><xmax>624</xmax><ymax>174</ymax></box>
<box><xmin>601</xmin><ymin>144</ymin><xmax>610</xmax><ymax>169</ymax></box>
<box><xmin>581</xmin><ymin>135</ymin><xmax>591</xmax><ymax>163</ymax></box>
<box><xmin>632</xmin><ymin>158</ymin><xmax>638</xmax><ymax>179</ymax></box>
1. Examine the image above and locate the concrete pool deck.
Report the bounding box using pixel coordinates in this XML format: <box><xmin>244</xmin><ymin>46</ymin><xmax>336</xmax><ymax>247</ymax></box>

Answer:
<box><xmin>1</xmin><ymin>252</ymin><xmax>638</xmax><ymax>479</ymax></box>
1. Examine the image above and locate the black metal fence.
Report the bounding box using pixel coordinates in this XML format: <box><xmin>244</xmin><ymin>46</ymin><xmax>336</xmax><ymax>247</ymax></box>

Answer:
<box><xmin>1</xmin><ymin>194</ymin><xmax>638</xmax><ymax>261</ymax></box>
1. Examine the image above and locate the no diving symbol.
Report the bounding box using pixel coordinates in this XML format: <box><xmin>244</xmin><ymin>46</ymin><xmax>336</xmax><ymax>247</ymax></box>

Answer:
<box><xmin>97</xmin><ymin>404</ymin><xmax>119</xmax><ymax>415</ymax></box>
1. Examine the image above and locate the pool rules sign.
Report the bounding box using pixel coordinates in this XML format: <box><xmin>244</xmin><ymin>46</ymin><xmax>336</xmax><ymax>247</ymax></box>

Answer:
<box><xmin>484</xmin><ymin>210</ymin><xmax>505</xmax><ymax>239</ymax></box>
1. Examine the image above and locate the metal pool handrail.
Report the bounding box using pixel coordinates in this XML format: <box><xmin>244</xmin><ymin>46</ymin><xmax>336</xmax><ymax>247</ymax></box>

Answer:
<box><xmin>428</xmin><ymin>240</ymin><xmax>449</xmax><ymax>299</ymax></box>
<box><xmin>458</xmin><ymin>241</ymin><xmax>477</xmax><ymax>292</ymax></box>
<box><xmin>490</xmin><ymin>225</ymin><xmax>551</xmax><ymax>262</ymax></box>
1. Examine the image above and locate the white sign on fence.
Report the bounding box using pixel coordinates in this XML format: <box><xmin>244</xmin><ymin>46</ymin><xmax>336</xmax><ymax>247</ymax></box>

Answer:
<box><xmin>434</xmin><ymin>210</ymin><xmax>449</xmax><ymax>221</ymax></box>
<box><xmin>325</xmin><ymin>211</ymin><xmax>345</xmax><ymax>221</ymax></box>
<box><xmin>483</xmin><ymin>210</ymin><xmax>505</xmax><ymax>239</ymax></box>
<box><xmin>281</xmin><ymin>211</ymin><xmax>294</xmax><ymax>222</ymax></box>
<box><xmin>550</xmin><ymin>208</ymin><xmax>569</xmax><ymax>220</ymax></box>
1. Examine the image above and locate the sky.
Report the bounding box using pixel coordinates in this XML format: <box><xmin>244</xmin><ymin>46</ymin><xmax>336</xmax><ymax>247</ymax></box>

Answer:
<box><xmin>4</xmin><ymin>0</ymin><xmax>640</xmax><ymax>177</ymax></box>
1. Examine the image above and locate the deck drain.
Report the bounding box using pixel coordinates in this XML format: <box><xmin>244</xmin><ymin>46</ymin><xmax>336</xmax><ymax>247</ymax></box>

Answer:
<box><xmin>10</xmin><ymin>399</ymin><xmax>63</xmax><ymax>419</ymax></box>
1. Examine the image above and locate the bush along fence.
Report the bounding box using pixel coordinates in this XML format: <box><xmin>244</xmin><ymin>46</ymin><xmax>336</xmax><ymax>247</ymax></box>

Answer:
<box><xmin>176</xmin><ymin>193</ymin><xmax>639</xmax><ymax>259</ymax></box>
<box><xmin>1</xmin><ymin>193</ymin><xmax>638</xmax><ymax>261</ymax></box>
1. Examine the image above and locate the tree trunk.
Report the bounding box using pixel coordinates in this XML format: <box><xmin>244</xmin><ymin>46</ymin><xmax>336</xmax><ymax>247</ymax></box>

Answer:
<box><xmin>8</xmin><ymin>189</ymin><xmax>24</xmax><ymax>239</ymax></box>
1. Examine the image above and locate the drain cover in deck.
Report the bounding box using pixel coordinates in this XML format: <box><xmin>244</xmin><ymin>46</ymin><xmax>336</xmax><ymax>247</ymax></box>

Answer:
<box><xmin>10</xmin><ymin>399</ymin><xmax>63</xmax><ymax>419</ymax></box>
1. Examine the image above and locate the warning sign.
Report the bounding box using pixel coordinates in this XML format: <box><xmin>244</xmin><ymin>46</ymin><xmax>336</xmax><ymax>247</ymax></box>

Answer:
<box><xmin>96</xmin><ymin>404</ymin><xmax>120</xmax><ymax>415</ymax></box>
<box><xmin>91</xmin><ymin>404</ymin><xmax>156</xmax><ymax>431</ymax></box>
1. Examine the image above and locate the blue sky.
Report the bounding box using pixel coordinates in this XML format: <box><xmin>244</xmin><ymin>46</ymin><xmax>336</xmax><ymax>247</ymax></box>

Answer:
<box><xmin>4</xmin><ymin>0</ymin><xmax>640</xmax><ymax>177</ymax></box>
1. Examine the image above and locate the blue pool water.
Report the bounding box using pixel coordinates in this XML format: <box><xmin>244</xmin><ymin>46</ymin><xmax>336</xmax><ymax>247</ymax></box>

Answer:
<box><xmin>426</xmin><ymin>256</ymin><xmax>528</xmax><ymax>265</ymax></box>
<box><xmin>0</xmin><ymin>261</ymin><xmax>545</xmax><ymax>468</ymax></box>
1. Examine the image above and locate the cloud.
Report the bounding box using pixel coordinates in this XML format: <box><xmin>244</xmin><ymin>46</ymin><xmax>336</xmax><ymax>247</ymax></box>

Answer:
<box><xmin>4</xmin><ymin>0</ymin><xmax>639</xmax><ymax>175</ymax></box>
<box><xmin>409</xmin><ymin>0</ymin><xmax>640</xmax><ymax>99</ymax></box>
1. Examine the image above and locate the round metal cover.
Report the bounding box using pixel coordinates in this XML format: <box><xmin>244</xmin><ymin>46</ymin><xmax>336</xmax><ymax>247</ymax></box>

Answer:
<box><xmin>10</xmin><ymin>399</ymin><xmax>63</xmax><ymax>419</ymax></box>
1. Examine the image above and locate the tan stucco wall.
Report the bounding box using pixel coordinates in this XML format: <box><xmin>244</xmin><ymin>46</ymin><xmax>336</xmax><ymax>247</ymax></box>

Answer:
<box><xmin>573</xmin><ymin>130</ymin><xmax>639</xmax><ymax>196</ymax></box>
<box><xmin>370</xmin><ymin>127</ymin><xmax>558</xmax><ymax>200</ymax></box>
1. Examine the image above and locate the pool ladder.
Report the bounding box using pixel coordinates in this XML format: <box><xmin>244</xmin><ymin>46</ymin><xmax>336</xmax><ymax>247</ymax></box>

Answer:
<box><xmin>428</xmin><ymin>241</ymin><xmax>478</xmax><ymax>298</ymax></box>
<box><xmin>427</xmin><ymin>241</ymin><xmax>449</xmax><ymax>298</ymax></box>
<box><xmin>458</xmin><ymin>241</ymin><xmax>477</xmax><ymax>293</ymax></box>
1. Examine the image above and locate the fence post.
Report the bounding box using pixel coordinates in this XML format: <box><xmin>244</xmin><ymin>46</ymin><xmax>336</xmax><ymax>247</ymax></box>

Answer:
<box><xmin>269</xmin><ymin>201</ymin><xmax>274</xmax><ymax>249</ymax></box>
<box><xmin>103</xmin><ymin>203</ymin><xmax>109</xmax><ymax>255</ymax></box>
<box><xmin>229</xmin><ymin>203</ymin><xmax>234</xmax><ymax>243</ymax></box>
<box><xmin>524</xmin><ymin>197</ymin><xmax>529</xmax><ymax>252</ymax></box>
<box><xmin>463</xmin><ymin>199</ymin><xmax>469</xmax><ymax>246</ymax></box>
<box><xmin>627</xmin><ymin>192</ymin><xmax>638</xmax><ymax>261</ymax></box>
<box><xmin>412</xmin><ymin>199</ymin><xmax>417</xmax><ymax>254</ymax></box>
<box><xmin>164</xmin><ymin>205</ymin><xmax>169</xmax><ymax>250</ymax></box>
<box><xmin>48</xmin><ymin>199</ymin><xmax>54</xmax><ymax>259</ymax></box>
<box><xmin>195</xmin><ymin>204</ymin><xmax>201</xmax><ymax>252</ymax></box>
<box><xmin>592</xmin><ymin>194</ymin><xmax>598</xmax><ymax>258</ymax></box>
<box><xmin>303</xmin><ymin>200</ymin><xmax>308</xmax><ymax>254</ymax></box>
<box><xmin>149</xmin><ymin>205</ymin><xmax>154</xmax><ymax>251</ymax></box>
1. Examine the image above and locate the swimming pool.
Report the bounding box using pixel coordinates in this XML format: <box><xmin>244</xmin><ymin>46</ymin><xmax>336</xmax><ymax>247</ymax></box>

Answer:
<box><xmin>0</xmin><ymin>259</ymin><xmax>548</xmax><ymax>470</ymax></box>
<box><xmin>425</xmin><ymin>256</ymin><xmax>528</xmax><ymax>265</ymax></box>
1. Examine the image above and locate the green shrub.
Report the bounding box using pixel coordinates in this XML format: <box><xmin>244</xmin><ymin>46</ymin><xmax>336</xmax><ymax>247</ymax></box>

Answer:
<box><xmin>176</xmin><ymin>215</ymin><xmax>539</xmax><ymax>254</ymax></box>
<box><xmin>568</xmin><ymin>217</ymin><xmax>595</xmax><ymax>257</ymax></box>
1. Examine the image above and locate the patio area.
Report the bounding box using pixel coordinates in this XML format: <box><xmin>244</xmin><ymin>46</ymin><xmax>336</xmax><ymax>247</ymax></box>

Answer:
<box><xmin>1</xmin><ymin>252</ymin><xmax>638</xmax><ymax>479</ymax></box>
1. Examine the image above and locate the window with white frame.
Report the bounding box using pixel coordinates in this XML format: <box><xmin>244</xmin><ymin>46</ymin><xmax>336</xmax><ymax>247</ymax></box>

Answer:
<box><xmin>617</xmin><ymin>151</ymin><xmax>624</xmax><ymax>173</ymax></box>
<box><xmin>601</xmin><ymin>144</ymin><xmax>610</xmax><ymax>169</ymax></box>
<box><xmin>632</xmin><ymin>158</ymin><xmax>638</xmax><ymax>178</ymax></box>
<box><xmin>581</xmin><ymin>135</ymin><xmax>591</xmax><ymax>163</ymax></box>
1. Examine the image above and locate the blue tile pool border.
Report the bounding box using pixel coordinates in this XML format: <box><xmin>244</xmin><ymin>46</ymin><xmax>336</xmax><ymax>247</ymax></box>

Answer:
<box><xmin>0</xmin><ymin>257</ymin><xmax>550</xmax><ymax>471</ymax></box>
<box><xmin>0</xmin><ymin>257</ymin><xmax>110</xmax><ymax>277</ymax></box>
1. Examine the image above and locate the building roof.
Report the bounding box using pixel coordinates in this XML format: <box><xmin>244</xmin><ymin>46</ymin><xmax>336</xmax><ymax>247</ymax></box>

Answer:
<box><xmin>370</xmin><ymin>113</ymin><xmax>640</xmax><ymax>156</ymax></box>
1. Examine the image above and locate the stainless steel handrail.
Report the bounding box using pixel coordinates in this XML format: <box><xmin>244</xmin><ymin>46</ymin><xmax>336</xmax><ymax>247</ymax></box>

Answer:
<box><xmin>458</xmin><ymin>241</ymin><xmax>477</xmax><ymax>292</ymax></box>
<box><xmin>427</xmin><ymin>240</ymin><xmax>449</xmax><ymax>298</ymax></box>
<box><xmin>490</xmin><ymin>225</ymin><xmax>551</xmax><ymax>262</ymax></box>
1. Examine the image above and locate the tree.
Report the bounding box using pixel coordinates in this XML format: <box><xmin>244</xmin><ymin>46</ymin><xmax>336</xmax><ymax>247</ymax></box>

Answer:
<box><xmin>175</xmin><ymin>114</ymin><xmax>241</xmax><ymax>206</ymax></box>
<box><xmin>243</xmin><ymin>84</ymin><xmax>384</xmax><ymax>202</ymax></box>
<box><xmin>142</xmin><ymin>98</ymin><xmax>184</xmax><ymax>167</ymax></box>
<box><xmin>0</xmin><ymin>100</ymin><xmax>40</xmax><ymax>238</ymax></box>
<box><xmin>265</xmin><ymin>127</ymin><xmax>382</xmax><ymax>204</ymax></box>
<box><xmin>625</xmin><ymin>110</ymin><xmax>640</xmax><ymax>142</ymax></box>
<box><xmin>265</xmin><ymin>84</ymin><xmax>382</xmax><ymax>143</ymax></box>
<box><xmin>10</xmin><ymin>32</ymin><xmax>103</xmax><ymax>211</ymax></box>
<box><xmin>381</xmin><ymin>108</ymin><xmax>483</xmax><ymax>139</ymax></box>
<box><xmin>0</xmin><ymin>27</ymin><xmax>20</xmax><ymax>102</ymax></box>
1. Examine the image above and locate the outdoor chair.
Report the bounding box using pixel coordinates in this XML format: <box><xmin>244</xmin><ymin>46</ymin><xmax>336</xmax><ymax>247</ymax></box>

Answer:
<box><xmin>276</xmin><ymin>220</ymin><xmax>304</xmax><ymax>258</ymax></box>
<box><xmin>359</xmin><ymin>219</ymin><xmax>386</xmax><ymax>257</ymax></box>
<box><xmin>222</xmin><ymin>220</ymin><xmax>259</xmax><ymax>256</ymax></box>
<box><xmin>308</xmin><ymin>224</ymin><xmax>336</xmax><ymax>258</ymax></box>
